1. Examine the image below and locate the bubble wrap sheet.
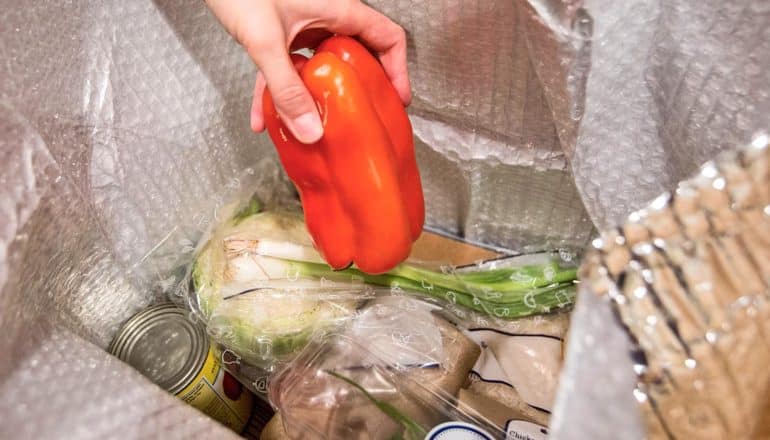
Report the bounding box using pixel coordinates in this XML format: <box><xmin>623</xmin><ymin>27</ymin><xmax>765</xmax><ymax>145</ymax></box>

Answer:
<box><xmin>573</xmin><ymin>0</ymin><xmax>770</xmax><ymax>229</ymax></box>
<box><xmin>371</xmin><ymin>0</ymin><xmax>596</xmax><ymax>251</ymax></box>
<box><xmin>552</xmin><ymin>1</ymin><xmax>769</xmax><ymax>438</ymax></box>
<box><xmin>1</xmin><ymin>0</ymin><xmax>768</xmax><ymax>438</ymax></box>
<box><xmin>1</xmin><ymin>1</ymin><xmax>272</xmax><ymax>438</ymax></box>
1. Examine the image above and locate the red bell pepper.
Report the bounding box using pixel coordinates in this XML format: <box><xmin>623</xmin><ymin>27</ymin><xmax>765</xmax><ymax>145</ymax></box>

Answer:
<box><xmin>262</xmin><ymin>36</ymin><xmax>424</xmax><ymax>274</ymax></box>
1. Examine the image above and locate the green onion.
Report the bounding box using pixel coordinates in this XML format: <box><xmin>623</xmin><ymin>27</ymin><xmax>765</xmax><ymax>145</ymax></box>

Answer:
<box><xmin>234</xmin><ymin>229</ymin><xmax>578</xmax><ymax>320</ymax></box>
<box><xmin>269</xmin><ymin>255</ymin><xmax>576</xmax><ymax>319</ymax></box>
<box><xmin>325</xmin><ymin>370</ymin><xmax>427</xmax><ymax>439</ymax></box>
<box><xmin>191</xmin><ymin>203</ymin><xmax>579</xmax><ymax>367</ymax></box>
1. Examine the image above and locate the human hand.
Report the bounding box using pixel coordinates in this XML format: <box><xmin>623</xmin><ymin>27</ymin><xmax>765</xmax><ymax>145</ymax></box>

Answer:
<box><xmin>206</xmin><ymin>0</ymin><xmax>411</xmax><ymax>144</ymax></box>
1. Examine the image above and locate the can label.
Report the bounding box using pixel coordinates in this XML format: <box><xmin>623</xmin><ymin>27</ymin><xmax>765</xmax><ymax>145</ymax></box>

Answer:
<box><xmin>177</xmin><ymin>347</ymin><xmax>253</xmax><ymax>432</ymax></box>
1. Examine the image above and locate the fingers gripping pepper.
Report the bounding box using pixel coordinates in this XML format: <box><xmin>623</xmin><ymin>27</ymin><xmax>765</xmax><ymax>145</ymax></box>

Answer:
<box><xmin>262</xmin><ymin>36</ymin><xmax>425</xmax><ymax>274</ymax></box>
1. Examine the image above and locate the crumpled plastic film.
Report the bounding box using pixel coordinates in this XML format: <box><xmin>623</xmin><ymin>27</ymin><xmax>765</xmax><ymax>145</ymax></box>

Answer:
<box><xmin>0</xmin><ymin>106</ymin><xmax>242</xmax><ymax>439</ymax></box>
<box><xmin>1</xmin><ymin>0</ymin><xmax>283</xmax><ymax>437</ymax></box>
<box><xmin>370</xmin><ymin>0</ymin><xmax>590</xmax><ymax>169</ymax></box>
<box><xmin>553</xmin><ymin>2</ymin><xmax>770</xmax><ymax>437</ymax></box>
<box><xmin>0</xmin><ymin>329</ymin><xmax>240</xmax><ymax>439</ymax></box>
<box><xmin>369</xmin><ymin>0</ymin><xmax>597</xmax><ymax>251</ymax></box>
<box><xmin>415</xmin><ymin>137</ymin><xmax>596</xmax><ymax>252</ymax></box>
<box><xmin>2</xmin><ymin>0</ymin><xmax>288</xmax><ymax>286</ymax></box>
<box><xmin>572</xmin><ymin>0</ymin><xmax>770</xmax><ymax>229</ymax></box>
<box><xmin>549</xmin><ymin>287</ymin><xmax>646</xmax><ymax>440</ymax></box>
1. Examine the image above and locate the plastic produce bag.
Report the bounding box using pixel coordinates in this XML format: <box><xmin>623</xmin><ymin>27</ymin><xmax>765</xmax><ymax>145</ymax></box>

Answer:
<box><xmin>183</xmin><ymin>192</ymin><xmax>578</xmax><ymax>380</ymax></box>
<box><xmin>265</xmin><ymin>295</ymin><xmax>567</xmax><ymax>439</ymax></box>
<box><xmin>270</xmin><ymin>331</ymin><xmax>501</xmax><ymax>439</ymax></box>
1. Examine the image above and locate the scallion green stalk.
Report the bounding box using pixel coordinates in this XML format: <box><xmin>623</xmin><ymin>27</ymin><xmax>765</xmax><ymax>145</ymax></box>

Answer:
<box><xmin>251</xmin><ymin>243</ymin><xmax>577</xmax><ymax>319</ymax></box>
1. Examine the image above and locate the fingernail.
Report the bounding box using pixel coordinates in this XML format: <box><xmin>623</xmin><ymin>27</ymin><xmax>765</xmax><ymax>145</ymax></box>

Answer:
<box><xmin>292</xmin><ymin>112</ymin><xmax>323</xmax><ymax>143</ymax></box>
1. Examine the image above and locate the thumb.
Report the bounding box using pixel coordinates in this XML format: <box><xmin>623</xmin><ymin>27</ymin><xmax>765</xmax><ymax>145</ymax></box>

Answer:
<box><xmin>203</xmin><ymin>0</ymin><xmax>322</xmax><ymax>143</ymax></box>
<box><xmin>253</xmin><ymin>47</ymin><xmax>323</xmax><ymax>144</ymax></box>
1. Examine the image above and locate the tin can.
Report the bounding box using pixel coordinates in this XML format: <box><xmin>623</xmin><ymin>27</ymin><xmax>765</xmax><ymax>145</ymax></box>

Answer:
<box><xmin>109</xmin><ymin>304</ymin><xmax>254</xmax><ymax>433</ymax></box>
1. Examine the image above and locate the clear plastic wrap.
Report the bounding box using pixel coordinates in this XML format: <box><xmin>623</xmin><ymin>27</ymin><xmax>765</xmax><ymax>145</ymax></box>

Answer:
<box><xmin>182</xmin><ymin>193</ymin><xmax>579</xmax><ymax>376</ymax></box>
<box><xmin>266</xmin><ymin>298</ymin><xmax>565</xmax><ymax>439</ymax></box>
<box><xmin>270</xmin><ymin>329</ymin><xmax>505</xmax><ymax>439</ymax></box>
<box><xmin>180</xmin><ymin>191</ymin><xmax>576</xmax><ymax>439</ymax></box>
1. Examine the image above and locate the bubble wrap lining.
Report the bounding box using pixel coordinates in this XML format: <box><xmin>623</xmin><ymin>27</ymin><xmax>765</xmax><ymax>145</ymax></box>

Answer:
<box><xmin>0</xmin><ymin>329</ymin><xmax>240</xmax><ymax>439</ymax></box>
<box><xmin>1</xmin><ymin>0</ymin><xmax>768</xmax><ymax>438</ymax></box>
<box><xmin>573</xmin><ymin>0</ymin><xmax>770</xmax><ymax>229</ymax></box>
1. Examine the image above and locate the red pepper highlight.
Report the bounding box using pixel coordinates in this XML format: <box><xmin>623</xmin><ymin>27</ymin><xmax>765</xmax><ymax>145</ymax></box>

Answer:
<box><xmin>263</xmin><ymin>36</ymin><xmax>424</xmax><ymax>274</ymax></box>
